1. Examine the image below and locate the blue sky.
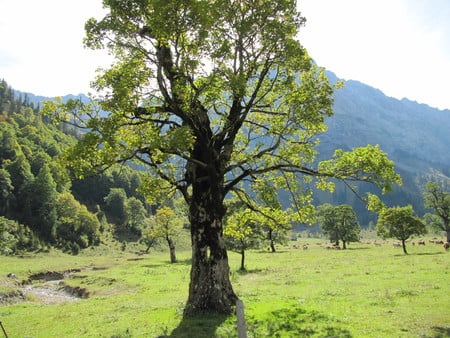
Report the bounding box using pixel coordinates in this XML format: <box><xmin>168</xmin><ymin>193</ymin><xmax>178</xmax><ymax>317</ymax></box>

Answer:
<box><xmin>1</xmin><ymin>0</ymin><xmax>449</xmax><ymax>110</ymax></box>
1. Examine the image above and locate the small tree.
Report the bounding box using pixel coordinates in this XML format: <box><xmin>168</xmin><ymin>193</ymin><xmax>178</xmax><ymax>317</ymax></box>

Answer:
<box><xmin>423</xmin><ymin>181</ymin><xmax>450</xmax><ymax>242</ymax></box>
<box><xmin>26</xmin><ymin>164</ymin><xmax>58</xmax><ymax>242</ymax></box>
<box><xmin>251</xmin><ymin>179</ymin><xmax>292</xmax><ymax>252</ymax></box>
<box><xmin>153</xmin><ymin>206</ymin><xmax>184</xmax><ymax>263</ymax></box>
<box><xmin>317</xmin><ymin>204</ymin><xmax>360</xmax><ymax>249</ymax></box>
<box><xmin>376</xmin><ymin>205</ymin><xmax>427</xmax><ymax>254</ymax></box>
<box><xmin>140</xmin><ymin>218</ymin><xmax>161</xmax><ymax>253</ymax></box>
<box><xmin>104</xmin><ymin>188</ymin><xmax>128</xmax><ymax>232</ymax></box>
<box><xmin>125</xmin><ymin>196</ymin><xmax>147</xmax><ymax>232</ymax></box>
<box><xmin>224</xmin><ymin>206</ymin><xmax>264</xmax><ymax>271</ymax></box>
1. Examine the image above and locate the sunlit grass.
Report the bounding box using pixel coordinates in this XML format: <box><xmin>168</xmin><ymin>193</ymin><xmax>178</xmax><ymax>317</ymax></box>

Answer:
<box><xmin>0</xmin><ymin>238</ymin><xmax>449</xmax><ymax>337</ymax></box>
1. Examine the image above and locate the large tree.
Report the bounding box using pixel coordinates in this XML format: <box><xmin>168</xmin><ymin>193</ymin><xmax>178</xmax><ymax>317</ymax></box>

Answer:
<box><xmin>423</xmin><ymin>181</ymin><xmax>450</xmax><ymax>242</ymax></box>
<box><xmin>43</xmin><ymin>0</ymin><xmax>401</xmax><ymax>315</ymax></box>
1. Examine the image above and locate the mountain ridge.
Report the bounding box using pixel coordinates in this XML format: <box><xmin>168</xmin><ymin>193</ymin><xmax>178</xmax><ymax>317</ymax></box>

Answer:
<box><xmin>14</xmin><ymin>72</ymin><xmax>450</xmax><ymax>223</ymax></box>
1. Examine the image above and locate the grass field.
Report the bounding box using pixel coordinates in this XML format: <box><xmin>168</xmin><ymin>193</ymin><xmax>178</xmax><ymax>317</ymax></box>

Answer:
<box><xmin>0</xmin><ymin>237</ymin><xmax>449</xmax><ymax>337</ymax></box>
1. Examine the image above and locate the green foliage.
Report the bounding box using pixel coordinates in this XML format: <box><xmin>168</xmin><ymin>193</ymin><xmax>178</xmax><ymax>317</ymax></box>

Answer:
<box><xmin>104</xmin><ymin>188</ymin><xmax>128</xmax><ymax>230</ymax></box>
<box><xmin>376</xmin><ymin>205</ymin><xmax>427</xmax><ymax>254</ymax></box>
<box><xmin>25</xmin><ymin>164</ymin><xmax>58</xmax><ymax>242</ymax></box>
<box><xmin>423</xmin><ymin>181</ymin><xmax>450</xmax><ymax>241</ymax></box>
<box><xmin>224</xmin><ymin>202</ymin><xmax>264</xmax><ymax>270</ymax></box>
<box><xmin>316</xmin><ymin>204</ymin><xmax>361</xmax><ymax>248</ymax></box>
<box><xmin>0</xmin><ymin>80</ymin><xmax>105</xmax><ymax>254</ymax></box>
<box><xmin>318</xmin><ymin>145</ymin><xmax>402</xmax><ymax>194</ymax></box>
<box><xmin>0</xmin><ymin>216</ymin><xmax>40</xmax><ymax>254</ymax></box>
<box><xmin>150</xmin><ymin>206</ymin><xmax>186</xmax><ymax>263</ymax></box>
<box><xmin>125</xmin><ymin>197</ymin><xmax>146</xmax><ymax>230</ymax></box>
<box><xmin>45</xmin><ymin>0</ymin><xmax>400</xmax><ymax>225</ymax></box>
<box><xmin>55</xmin><ymin>193</ymin><xmax>101</xmax><ymax>254</ymax></box>
<box><xmin>40</xmin><ymin>0</ymin><xmax>402</xmax><ymax>313</ymax></box>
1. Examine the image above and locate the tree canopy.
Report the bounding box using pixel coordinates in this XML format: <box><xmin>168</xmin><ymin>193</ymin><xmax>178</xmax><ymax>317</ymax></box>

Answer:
<box><xmin>423</xmin><ymin>181</ymin><xmax>450</xmax><ymax>242</ymax></box>
<box><xmin>42</xmin><ymin>0</ymin><xmax>401</xmax><ymax>315</ymax></box>
<box><xmin>376</xmin><ymin>205</ymin><xmax>427</xmax><ymax>254</ymax></box>
<box><xmin>317</xmin><ymin>203</ymin><xmax>360</xmax><ymax>249</ymax></box>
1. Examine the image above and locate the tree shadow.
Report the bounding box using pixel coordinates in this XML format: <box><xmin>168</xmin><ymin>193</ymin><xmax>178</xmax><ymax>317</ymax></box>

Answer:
<box><xmin>430</xmin><ymin>326</ymin><xmax>450</xmax><ymax>338</ymax></box>
<box><xmin>158</xmin><ymin>313</ymin><xmax>230</xmax><ymax>338</ymax></box>
<box><xmin>174</xmin><ymin>258</ymin><xmax>192</xmax><ymax>265</ymax></box>
<box><xmin>393</xmin><ymin>252</ymin><xmax>444</xmax><ymax>257</ymax></box>
<box><xmin>234</xmin><ymin>268</ymin><xmax>265</xmax><ymax>275</ymax></box>
<box><xmin>246</xmin><ymin>305</ymin><xmax>352</xmax><ymax>337</ymax></box>
<box><xmin>414</xmin><ymin>252</ymin><xmax>445</xmax><ymax>256</ymax></box>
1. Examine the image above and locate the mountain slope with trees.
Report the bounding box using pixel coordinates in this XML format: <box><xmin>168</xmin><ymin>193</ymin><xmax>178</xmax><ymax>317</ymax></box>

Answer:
<box><xmin>313</xmin><ymin>72</ymin><xmax>450</xmax><ymax>223</ymax></box>
<box><xmin>9</xmin><ymin>70</ymin><xmax>450</xmax><ymax>227</ymax></box>
<box><xmin>0</xmin><ymin>80</ymin><xmax>156</xmax><ymax>254</ymax></box>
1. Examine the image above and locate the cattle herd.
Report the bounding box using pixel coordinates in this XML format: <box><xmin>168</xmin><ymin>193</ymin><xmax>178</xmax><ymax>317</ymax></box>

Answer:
<box><xmin>291</xmin><ymin>238</ymin><xmax>450</xmax><ymax>251</ymax></box>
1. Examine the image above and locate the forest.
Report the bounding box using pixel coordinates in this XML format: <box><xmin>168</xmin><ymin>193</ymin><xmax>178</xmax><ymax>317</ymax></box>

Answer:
<box><xmin>0</xmin><ymin>79</ymin><xmax>166</xmax><ymax>255</ymax></box>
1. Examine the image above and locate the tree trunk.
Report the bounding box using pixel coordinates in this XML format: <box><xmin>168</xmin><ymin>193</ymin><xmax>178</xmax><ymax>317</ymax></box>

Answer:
<box><xmin>401</xmin><ymin>239</ymin><xmax>408</xmax><ymax>254</ymax></box>
<box><xmin>184</xmin><ymin>143</ymin><xmax>238</xmax><ymax>316</ymax></box>
<box><xmin>185</xmin><ymin>202</ymin><xmax>238</xmax><ymax>315</ymax></box>
<box><xmin>446</xmin><ymin>229</ymin><xmax>450</xmax><ymax>243</ymax></box>
<box><xmin>166</xmin><ymin>236</ymin><xmax>177</xmax><ymax>263</ymax></box>
<box><xmin>240</xmin><ymin>249</ymin><xmax>245</xmax><ymax>271</ymax></box>
<box><xmin>342</xmin><ymin>240</ymin><xmax>347</xmax><ymax>249</ymax></box>
<box><xmin>268</xmin><ymin>229</ymin><xmax>276</xmax><ymax>252</ymax></box>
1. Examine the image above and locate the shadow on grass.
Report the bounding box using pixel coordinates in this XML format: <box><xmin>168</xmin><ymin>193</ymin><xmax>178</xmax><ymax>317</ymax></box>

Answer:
<box><xmin>174</xmin><ymin>258</ymin><xmax>192</xmax><ymax>265</ymax></box>
<box><xmin>159</xmin><ymin>314</ymin><xmax>229</xmax><ymax>338</ymax></box>
<box><xmin>414</xmin><ymin>252</ymin><xmax>445</xmax><ymax>256</ymax></box>
<box><xmin>247</xmin><ymin>305</ymin><xmax>352</xmax><ymax>337</ymax></box>
<box><xmin>431</xmin><ymin>326</ymin><xmax>450</xmax><ymax>338</ymax></box>
<box><xmin>393</xmin><ymin>252</ymin><xmax>444</xmax><ymax>257</ymax></box>
<box><xmin>142</xmin><ymin>259</ymin><xmax>192</xmax><ymax>269</ymax></box>
<box><xmin>234</xmin><ymin>268</ymin><xmax>265</xmax><ymax>275</ymax></box>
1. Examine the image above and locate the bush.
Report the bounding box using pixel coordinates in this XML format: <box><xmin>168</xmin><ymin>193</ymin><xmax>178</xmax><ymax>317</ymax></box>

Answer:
<box><xmin>0</xmin><ymin>216</ymin><xmax>39</xmax><ymax>254</ymax></box>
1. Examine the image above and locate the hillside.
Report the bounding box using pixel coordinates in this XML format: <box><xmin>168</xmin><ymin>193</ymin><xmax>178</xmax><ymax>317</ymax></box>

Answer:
<box><xmin>10</xmin><ymin>73</ymin><xmax>450</xmax><ymax>225</ymax></box>
<box><xmin>0</xmin><ymin>80</ymin><xmax>149</xmax><ymax>255</ymax></box>
<box><xmin>314</xmin><ymin>71</ymin><xmax>450</xmax><ymax>223</ymax></box>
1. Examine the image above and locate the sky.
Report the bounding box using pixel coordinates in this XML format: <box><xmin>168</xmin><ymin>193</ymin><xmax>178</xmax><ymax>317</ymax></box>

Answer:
<box><xmin>0</xmin><ymin>0</ymin><xmax>449</xmax><ymax>110</ymax></box>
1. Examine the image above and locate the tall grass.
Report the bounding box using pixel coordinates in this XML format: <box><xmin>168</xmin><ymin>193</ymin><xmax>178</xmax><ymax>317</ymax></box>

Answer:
<box><xmin>0</xmin><ymin>238</ymin><xmax>448</xmax><ymax>337</ymax></box>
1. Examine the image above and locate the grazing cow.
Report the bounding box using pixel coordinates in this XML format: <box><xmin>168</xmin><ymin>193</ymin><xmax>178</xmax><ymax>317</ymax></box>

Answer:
<box><xmin>435</xmin><ymin>240</ymin><xmax>444</xmax><ymax>244</ymax></box>
<box><xmin>418</xmin><ymin>239</ymin><xmax>426</xmax><ymax>245</ymax></box>
<box><xmin>444</xmin><ymin>242</ymin><xmax>449</xmax><ymax>251</ymax></box>
<box><xmin>302</xmin><ymin>244</ymin><xmax>309</xmax><ymax>250</ymax></box>
<box><xmin>393</xmin><ymin>242</ymin><xmax>402</xmax><ymax>248</ymax></box>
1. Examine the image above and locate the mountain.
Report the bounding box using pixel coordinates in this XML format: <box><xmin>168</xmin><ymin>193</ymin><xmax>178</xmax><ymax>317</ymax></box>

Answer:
<box><xmin>314</xmin><ymin>71</ymin><xmax>450</xmax><ymax>224</ymax></box>
<box><xmin>14</xmin><ymin>91</ymin><xmax>90</xmax><ymax>108</ymax></box>
<box><xmin>12</xmin><ymin>73</ymin><xmax>450</xmax><ymax>225</ymax></box>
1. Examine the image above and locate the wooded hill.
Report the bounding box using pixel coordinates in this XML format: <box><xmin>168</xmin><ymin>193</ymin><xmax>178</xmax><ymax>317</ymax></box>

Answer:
<box><xmin>2</xmin><ymin>68</ymin><xmax>449</xmax><ymax>243</ymax></box>
<box><xmin>0</xmin><ymin>80</ymin><xmax>150</xmax><ymax>255</ymax></box>
<box><xmin>313</xmin><ymin>71</ymin><xmax>450</xmax><ymax>224</ymax></box>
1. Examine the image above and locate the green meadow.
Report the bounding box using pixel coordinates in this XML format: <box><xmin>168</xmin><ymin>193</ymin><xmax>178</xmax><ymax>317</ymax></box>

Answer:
<box><xmin>0</xmin><ymin>238</ymin><xmax>449</xmax><ymax>337</ymax></box>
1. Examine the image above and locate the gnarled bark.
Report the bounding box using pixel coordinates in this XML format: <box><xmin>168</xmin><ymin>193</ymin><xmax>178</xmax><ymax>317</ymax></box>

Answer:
<box><xmin>184</xmin><ymin>143</ymin><xmax>238</xmax><ymax>316</ymax></box>
<box><xmin>184</xmin><ymin>199</ymin><xmax>238</xmax><ymax>315</ymax></box>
